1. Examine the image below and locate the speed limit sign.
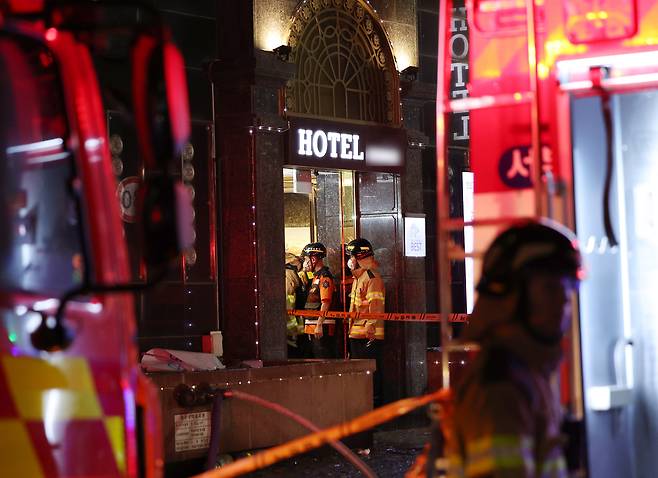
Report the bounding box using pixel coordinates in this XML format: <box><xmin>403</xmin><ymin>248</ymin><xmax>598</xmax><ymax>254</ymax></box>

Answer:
<box><xmin>116</xmin><ymin>176</ymin><xmax>141</xmax><ymax>223</ymax></box>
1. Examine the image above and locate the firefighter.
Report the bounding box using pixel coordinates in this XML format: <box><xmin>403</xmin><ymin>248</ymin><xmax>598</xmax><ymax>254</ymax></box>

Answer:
<box><xmin>446</xmin><ymin>219</ymin><xmax>583</xmax><ymax>478</ymax></box>
<box><xmin>285</xmin><ymin>253</ymin><xmax>306</xmax><ymax>358</ymax></box>
<box><xmin>346</xmin><ymin>238</ymin><xmax>385</xmax><ymax>406</ymax></box>
<box><xmin>300</xmin><ymin>242</ymin><xmax>336</xmax><ymax>358</ymax></box>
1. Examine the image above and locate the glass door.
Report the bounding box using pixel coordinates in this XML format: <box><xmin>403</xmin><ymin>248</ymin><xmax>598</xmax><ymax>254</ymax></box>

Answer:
<box><xmin>283</xmin><ymin>168</ymin><xmax>356</xmax><ymax>357</ymax></box>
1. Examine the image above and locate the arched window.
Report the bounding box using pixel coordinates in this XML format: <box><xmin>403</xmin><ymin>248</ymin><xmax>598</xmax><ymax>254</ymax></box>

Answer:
<box><xmin>286</xmin><ymin>0</ymin><xmax>399</xmax><ymax>125</ymax></box>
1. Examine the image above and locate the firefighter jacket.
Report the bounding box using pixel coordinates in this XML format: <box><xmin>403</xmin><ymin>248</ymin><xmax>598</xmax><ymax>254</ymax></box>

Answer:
<box><xmin>446</xmin><ymin>295</ymin><xmax>568</xmax><ymax>478</ymax></box>
<box><xmin>285</xmin><ymin>265</ymin><xmax>304</xmax><ymax>346</ymax></box>
<box><xmin>348</xmin><ymin>268</ymin><xmax>385</xmax><ymax>340</ymax></box>
<box><xmin>302</xmin><ymin>267</ymin><xmax>336</xmax><ymax>335</ymax></box>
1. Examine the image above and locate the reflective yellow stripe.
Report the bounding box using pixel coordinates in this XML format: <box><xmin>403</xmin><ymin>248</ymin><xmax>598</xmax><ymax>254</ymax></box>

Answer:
<box><xmin>2</xmin><ymin>356</ymin><xmax>102</xmax><ymax>420</ymax></box>
<box><xmin>104</xmin><ymin>416</ymin><xmax>126</xmax><ymax>473</ymax></box>
<box><xmin>287</xmin><ymin>316</ymin><xmax>301</xmax><ymax>334</ymax></box>
<box><xmin>349</xmin><ymin>323</ymin><xmax>385</xmax><ymax>340</ymax></box>
<box><xmin>349</xmin><ymin>324</ymin><xmax>367</xmax><ymax>339</ymax></box>
<box><xmin>0</xmin><ymin>420</ymin><xmax>44</xmax><ymax>477</ymax></box>
<box><xmin>540</xmin><ymin>456</ymin><xmax>567</xmax><ymax>477</ymax></box>
<box><xmin>446</xmin><ymin>453</ymin><xmax>465</xmax><ymax>478</ymax></box>
<box><xmin>366</xmin><ymin>291</ymin><xmax>385</xmax><ymax>303</ymax></box>
<box><xmin>464</xmin><ymin>435</ymin><xmax>534</xmax><ymax>477</ymax></box>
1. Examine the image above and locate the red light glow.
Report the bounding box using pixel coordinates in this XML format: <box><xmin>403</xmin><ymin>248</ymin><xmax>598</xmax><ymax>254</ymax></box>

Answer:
<box><xmin>45</xmin><ymin>28</ymin><xmax>58</xmax><ymax>42</ymax></box>
<box><xmin>151</xmin><ymin>208</ymin><xmax>162</xmax><ymax>223</ymax></box>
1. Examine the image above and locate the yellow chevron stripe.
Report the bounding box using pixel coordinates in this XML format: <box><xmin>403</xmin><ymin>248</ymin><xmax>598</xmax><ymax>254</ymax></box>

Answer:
<box><xmin>0</xmin><ymin>419</ymin><xmax>44</xmax><ymax>478</ymax></box>
<box><xmin>104</xmin><ymin>416</ymin><xmax>126</xmax><ymax>473</ymax></box>
<box><xmin>2</xmin><ymin>356</ymin><xmax>102</xmax><ymax>420</ymax></box>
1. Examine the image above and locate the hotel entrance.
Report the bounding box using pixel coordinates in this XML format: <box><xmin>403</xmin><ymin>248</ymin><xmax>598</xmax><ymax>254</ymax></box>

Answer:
<box><xmin>283</xmin><ymin>163</ymin><xmax>402</xmax><ymax>357</ymax></box>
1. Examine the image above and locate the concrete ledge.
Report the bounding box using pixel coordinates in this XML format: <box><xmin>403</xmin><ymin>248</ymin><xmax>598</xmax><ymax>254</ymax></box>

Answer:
<box><xmin>147</xmin><ymin>359</ymin><xmax>376</xmax><ymax>463</ymax></box>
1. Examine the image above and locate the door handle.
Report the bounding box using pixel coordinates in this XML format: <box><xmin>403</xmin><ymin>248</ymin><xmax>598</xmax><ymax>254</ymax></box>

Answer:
<box><xmin>588</xmin><ymin>337</ymin><xmax>633</xmax><ymax>411</ymax></box>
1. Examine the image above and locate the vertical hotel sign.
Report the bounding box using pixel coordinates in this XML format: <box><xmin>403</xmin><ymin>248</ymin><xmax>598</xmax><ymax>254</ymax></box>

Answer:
<box><xmin>449</xmin><ymin>1</ymin><xmax>469</xmax><ymax>145</ymax></box>
<box><xmin>448</xmin><ymin>1</ymin><xmax>470</xmax><ymax>313</ymax></box>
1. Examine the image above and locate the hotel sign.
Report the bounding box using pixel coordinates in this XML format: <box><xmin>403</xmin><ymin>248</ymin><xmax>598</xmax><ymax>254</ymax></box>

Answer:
<box><xmin>287</xmin><ymin>117</ymin><xmax>406</xmax><ymax>173</ymax></box>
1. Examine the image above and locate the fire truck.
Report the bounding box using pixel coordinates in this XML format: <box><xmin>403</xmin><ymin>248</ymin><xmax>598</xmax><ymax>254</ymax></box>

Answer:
<box><xmin>433</xmin><ymin>0</ymin><xmax>658</xmax><ymax>476</ymax></box>
<box><xmin>0</xmin><ymin>1</ymin><xmax>191</xmax><ymax>476</ymax></box>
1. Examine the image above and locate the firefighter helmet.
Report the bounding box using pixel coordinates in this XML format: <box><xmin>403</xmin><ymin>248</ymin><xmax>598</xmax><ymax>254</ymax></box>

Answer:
<box><xmin>477</xmin><ymin>218</ymin><xmax>583</xmax><ymax>297</ymax></box>
<box><xmin>302</xmin><ymin>242</ymin><xmax>327</xmax><ymax>258</ymax></box>
<box><xmin>346</xmin><ymin>238</ymin><xmax>374</xmax><ymax>259</ymax></box>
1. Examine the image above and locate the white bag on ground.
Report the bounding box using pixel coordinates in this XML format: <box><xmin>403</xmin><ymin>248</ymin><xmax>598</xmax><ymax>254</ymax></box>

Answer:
<box><xmin>141</xmin><ymin>348</ymin><xmax>225</xmax><ymax>372</ymax></box>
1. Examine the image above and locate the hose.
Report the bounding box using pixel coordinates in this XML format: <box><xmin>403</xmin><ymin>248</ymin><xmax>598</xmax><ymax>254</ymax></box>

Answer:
<box><xmin>223</xmin><ymin>390</ymin><xmax>375</xmax><ymax>478</ymax></box>
<box><xmin>191</xmin><ymin>388</ymin><xmax>450</xmax><ymax>478</ymax></box>
<box><xmin>205</xmin><ymin>393</ymin><xmax>223</xmax><ymax>471</ymax></box>
<box><xmin>599</xmin><ymin>89</ymin><xmax>619</xmax><ymax>247</ymax></box>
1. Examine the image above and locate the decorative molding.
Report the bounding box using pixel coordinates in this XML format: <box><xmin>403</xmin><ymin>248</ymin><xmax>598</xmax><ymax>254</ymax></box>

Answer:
<box><xmin>286</xmin><ymin>0</ymin><xmax>400</xmax><ymax>125</ymax></box>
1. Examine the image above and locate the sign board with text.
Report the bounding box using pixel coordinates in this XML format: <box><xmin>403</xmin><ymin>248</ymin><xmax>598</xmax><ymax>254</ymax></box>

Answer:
<box><xmin>404</xmin><ymin>215</ymin><xmax>426</xmax><ymax>257</ymax></box>
<box><xmin>174</xmin><ymin>412</ymin><xmax>211</xmax><ymax>452</ymax></box>
<box><xmin>287</xmin><ymin>117</ymin><xmax>406</xmax><ymax>173</ymax></box>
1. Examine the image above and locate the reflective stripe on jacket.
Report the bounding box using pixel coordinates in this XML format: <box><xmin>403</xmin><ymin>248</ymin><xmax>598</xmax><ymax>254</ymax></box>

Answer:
<box><xmin>285</xmin><ymin>267</ymin><xmax>304</xmax><ymax>345</ymax></box>
<box><xmin>348</xmin><ymin>268</ymin><xmax>385</xmax><ymax>340</ymax></box>
<box><xmin>447</xmin><ymin>349</ymin><xmax>568</xmax><ymax>478</ymax></box>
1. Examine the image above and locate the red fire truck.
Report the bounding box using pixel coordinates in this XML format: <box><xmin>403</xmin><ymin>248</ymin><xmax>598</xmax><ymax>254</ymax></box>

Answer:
<box><xmin>0</xmin><ymin>1</ymin><xmax>191</xmax><ymax>476</ymax></box>
<box><xmin>434</xmin><ymin>0</ymin><xmax>658</xmax><ymax>475</ymax></box>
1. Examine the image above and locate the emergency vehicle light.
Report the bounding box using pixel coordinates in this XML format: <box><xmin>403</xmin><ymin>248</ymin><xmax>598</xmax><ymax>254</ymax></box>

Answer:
<box><xmin>563</xmin><ymin>0</ymin><xmax>637</xmax><ymax>44</ymax></box>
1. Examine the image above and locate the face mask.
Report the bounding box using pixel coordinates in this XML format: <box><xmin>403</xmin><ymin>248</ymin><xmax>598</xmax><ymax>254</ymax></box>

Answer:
<box><xmin>348</xmin><ymin>257</ymin><xmax>359</xmax><ymax>270</ymax></box>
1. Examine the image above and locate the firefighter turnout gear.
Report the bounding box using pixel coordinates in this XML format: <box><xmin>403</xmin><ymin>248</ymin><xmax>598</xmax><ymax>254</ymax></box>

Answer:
<box><xmin>285</xmin><ymin>255</ymin><xmax>305</xmax><ymax>350</ymax></box>
<box><xmin>302</xmin><ymin>266</ymin><xmax>336</xmax><ymax>335</ymax></box>
<box><xmin>348</xmin><ymin>268</ymin><xmax>385</xmax><ymax>340</ymax></box>
<box><xmin>447</xmin><ymin>336</ymin><xmax>568</xmax><ymax>478</ymax></box>
<box><xmin>446</xmin><ymin>219</ymin><xmax>581</xmax><ymax>478</ymax></box>
<box><xmin>347</xmin><ymin>239</ymin><xmax>386</xmax><ymax>407</ymax></box>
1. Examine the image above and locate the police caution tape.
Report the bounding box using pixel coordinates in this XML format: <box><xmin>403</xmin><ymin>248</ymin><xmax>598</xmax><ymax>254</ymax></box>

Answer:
<box><xmin>287</xmin><ymin>309</ymin><xmax>468</xmax><ymax>323</ymax></box>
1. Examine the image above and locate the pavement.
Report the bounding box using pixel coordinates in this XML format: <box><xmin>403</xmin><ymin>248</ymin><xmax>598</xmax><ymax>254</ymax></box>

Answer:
<box><xmin>243</xmin><ymin>423</ymin><xmax>432</xmax><ymax>477</ymax></box>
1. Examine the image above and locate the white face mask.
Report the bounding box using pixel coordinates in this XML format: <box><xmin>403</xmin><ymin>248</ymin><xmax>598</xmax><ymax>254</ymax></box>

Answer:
<box><xmin>347</xmin><ymin>257</ymin><xmax>358</xmax><ymax>270</ymax></box>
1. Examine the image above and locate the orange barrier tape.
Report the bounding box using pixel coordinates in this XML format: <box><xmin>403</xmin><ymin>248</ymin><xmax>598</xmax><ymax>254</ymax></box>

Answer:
<box><xmin>288</xmin><ymin>309</ymin><xmax>469</xmax><ymax>323</ymax></box>
<box><xmin>191</xmin><ymin>388</ymin><xmax>452</xmax><ymax>478</ymax></box>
